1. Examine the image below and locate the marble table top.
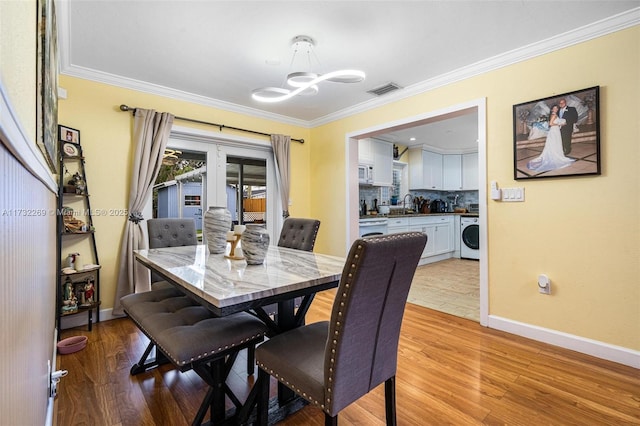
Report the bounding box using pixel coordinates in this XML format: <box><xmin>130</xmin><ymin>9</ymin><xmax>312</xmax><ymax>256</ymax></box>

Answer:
<box><xmin>134</xmin><ymin>245</ymin><xmax>345</xmax><ymax>314</ymax></box>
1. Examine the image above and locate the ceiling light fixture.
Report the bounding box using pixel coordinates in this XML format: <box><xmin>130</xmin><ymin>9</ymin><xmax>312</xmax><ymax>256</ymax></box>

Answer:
<box><xmin>252</xmin><ymin>35</ymin><xmax>365</xmax><ymax>103</ymax></box>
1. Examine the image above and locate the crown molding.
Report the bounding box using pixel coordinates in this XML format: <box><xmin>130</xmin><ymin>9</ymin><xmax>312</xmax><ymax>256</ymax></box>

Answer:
<box><xmin>61</xmin><ymin>65</ymin><xmax>311</xmax><ymax>128</ymax></box>
<box><xmin>57</xmin><ymin>4</ymin><xmax>639</xmax><ymax>130</ymax></box>
<box><xmin>310</xmin><ymin>7</ymin><xmax>640</xmax><ymax>127</ymax></box>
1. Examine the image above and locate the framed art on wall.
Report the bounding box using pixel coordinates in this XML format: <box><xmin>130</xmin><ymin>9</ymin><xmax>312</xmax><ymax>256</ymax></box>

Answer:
<box><xmin>59</xmin><ymin>125</ymin><xmax>80</xmax><ymax>144</ymax></box>
<box><xmin>513</xmin><ymin>86</ymin><xmax>600</xmax><ymax>180</ymax></box>
<box><xmin>36</xmin><ymin>0</ymin><xmax>59</xmax><ymax>173</ymax></box>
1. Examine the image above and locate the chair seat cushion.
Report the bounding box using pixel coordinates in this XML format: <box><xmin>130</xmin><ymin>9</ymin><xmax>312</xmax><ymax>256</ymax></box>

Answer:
<box><xmin>122</xmin><ymin>292</ymin><xmax>268</xmax><ymax>370</ymax></box>
<box><xmin>256</xmin><ymin>321</ymin><xmax>329</xmax><ymax>407</ymax></box>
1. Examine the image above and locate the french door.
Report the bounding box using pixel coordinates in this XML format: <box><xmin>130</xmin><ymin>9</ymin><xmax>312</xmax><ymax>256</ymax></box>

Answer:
<box><xmin>148</xmin><ymin>129</ymin><xmax>282</xmax><ymax>242</ymax></box>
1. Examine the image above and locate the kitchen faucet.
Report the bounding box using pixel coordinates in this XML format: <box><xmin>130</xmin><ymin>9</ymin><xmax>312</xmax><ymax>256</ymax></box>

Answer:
<box><xmin>402</xmin><ymin>193</ymin><xmax>414</xmax><ymax>214</ymax></box>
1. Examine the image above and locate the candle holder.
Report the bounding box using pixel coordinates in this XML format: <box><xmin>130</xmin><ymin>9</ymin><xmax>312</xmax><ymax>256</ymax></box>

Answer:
<box><xmin>225</xmin><ymin>232</ymin><xmax>245</xmax><ymax>260</ymax></box>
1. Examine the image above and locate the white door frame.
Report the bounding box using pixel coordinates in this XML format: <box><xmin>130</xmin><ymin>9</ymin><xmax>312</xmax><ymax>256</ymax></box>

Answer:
<box><xmin>345</xmin><ymin>98</ymin><xmax>488</xmax><ymax>326</ymax></box>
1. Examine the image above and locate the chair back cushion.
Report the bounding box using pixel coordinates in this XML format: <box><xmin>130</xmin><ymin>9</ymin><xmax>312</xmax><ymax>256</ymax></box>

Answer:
<box><xmin>277</xmin><ymin>218</ymin><xmax>320</xmax><ymax>252</ymax></box>
<box><xmin>148</xmin><ymin>218</ymin><xmax>197</xmax><ymax>282</ymax></box>
<box><xmin>324</xmin><ymin>232</ymin><xmax>426</xmax><ymax>415</ymax></box>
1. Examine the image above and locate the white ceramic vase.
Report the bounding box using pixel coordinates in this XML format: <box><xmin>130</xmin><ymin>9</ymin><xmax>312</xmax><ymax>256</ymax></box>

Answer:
<box><xmin>241</xmin><ymin>224</ymin><xmax>270</xmax><ymax>265</ymax></box>
<box><xmin>203</xmin><ymin>206</ymin><xmax>232</xmax><ymax>254</ymax></box>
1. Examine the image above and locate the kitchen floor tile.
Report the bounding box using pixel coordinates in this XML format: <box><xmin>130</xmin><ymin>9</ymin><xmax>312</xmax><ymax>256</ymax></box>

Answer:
<box><xmin>409</xmin><ymin>258</ymin><xmax>479</xmax><ymax>321</ymax></box>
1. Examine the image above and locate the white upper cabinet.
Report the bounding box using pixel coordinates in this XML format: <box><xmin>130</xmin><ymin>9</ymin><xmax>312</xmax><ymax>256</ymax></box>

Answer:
<box><xmin>358</xmin><ymin>138</ymin><xmax>374</xmax><ymax>164</ymax></box>
<box><xmin>359</xmin><ymin>138</ymin><xmax>392</xmax><ymax>186</ymax></box>
<box><xmin>409</xmin><ymin>149</ymin><xmax>442</xmax><ymax>190</ymax></box>
<box><xmin>409</xmin><ymin>148</ymin><xmax>478</xmax><ymax>191</ymax></box>
<box><xmin>443</xmin><ymin>154</ymin><xmax>462</xmax><ymax>190</ymax></box>
<box><xmin>462</xmin><ymin>152</ymin><xmax>479</xmax><ymax>190</ymax></box>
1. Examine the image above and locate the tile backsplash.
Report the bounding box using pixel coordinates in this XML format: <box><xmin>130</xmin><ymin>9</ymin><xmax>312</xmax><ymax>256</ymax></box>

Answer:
<box><xmin>359</xmin><ymin>186</ymin><xmax>478</xmax><ymax>211</ymax></box>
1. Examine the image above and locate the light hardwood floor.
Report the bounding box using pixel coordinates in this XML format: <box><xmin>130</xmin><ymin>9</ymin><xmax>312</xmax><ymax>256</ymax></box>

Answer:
<box><xmin>55</xmin><ymin>287</ymin><xmax>639</xmax><ymax>425</ymax></box>
<box><xmin>409</xmin><ymin>258</ymin><xmax>480</xmax><ymax>321</ymax></box>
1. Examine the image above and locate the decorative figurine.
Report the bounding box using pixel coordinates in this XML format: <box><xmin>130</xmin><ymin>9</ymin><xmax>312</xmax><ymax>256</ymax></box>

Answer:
<box><xmin>68</xmin><ymin>172</ymin><xmax>86</xmax><ymax>195</ymax></box>
<box><xmin>83</xmin><ymin>280</ymin><xmax>95</xmax><ymax>305</ymax></box>
<box><xmin>61</xmin><ymin>278</ymin><xmax>78</xmax><ymax>314</ymax></box>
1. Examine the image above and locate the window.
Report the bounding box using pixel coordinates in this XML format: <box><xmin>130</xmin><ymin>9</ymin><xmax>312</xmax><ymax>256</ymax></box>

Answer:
<box><xmin>184</xmin><ymin>195</ymin><xmax>201</xmax><ymax>206</ymax></box>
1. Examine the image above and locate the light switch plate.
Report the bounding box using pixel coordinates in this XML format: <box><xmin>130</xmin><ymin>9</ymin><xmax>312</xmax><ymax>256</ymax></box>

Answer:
<box><xmin>501</xmin><ymin>187</ymin><xmax>525</xmax><ymax>202</ymax></box>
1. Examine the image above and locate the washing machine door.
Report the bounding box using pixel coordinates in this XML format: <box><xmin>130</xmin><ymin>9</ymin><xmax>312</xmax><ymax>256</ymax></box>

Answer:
<box><xmin>462</xmin><ymin>223</ymin><xmax>479</xmax><ymax>250</ymax></box>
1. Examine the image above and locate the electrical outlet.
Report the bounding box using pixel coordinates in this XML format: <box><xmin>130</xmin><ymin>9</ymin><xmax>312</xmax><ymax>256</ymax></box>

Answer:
<box><xmin>538</xmin><ymin>274</ymin><xmax>551</xmax><ymax>294</ymax></box>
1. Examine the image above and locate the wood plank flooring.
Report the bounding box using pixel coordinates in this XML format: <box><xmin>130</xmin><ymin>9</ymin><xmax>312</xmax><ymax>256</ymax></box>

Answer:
<box><xmin>55</xmin><ymin>289</ymin><xmax>640</xmax><ymax>425</ymax></box>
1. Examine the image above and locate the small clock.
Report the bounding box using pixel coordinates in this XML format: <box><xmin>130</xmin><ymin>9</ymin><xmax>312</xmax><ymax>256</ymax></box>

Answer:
<box><xmin>62</xmin><ymin>143</ymin><xmax>79</xmax><ymax>157</ymax></box>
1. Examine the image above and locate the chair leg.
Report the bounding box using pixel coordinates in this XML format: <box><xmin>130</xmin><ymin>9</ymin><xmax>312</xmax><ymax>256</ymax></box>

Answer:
<box><xmin>324</xmin><ymin>413</ymin><xmax>338</xmax><ymax>426</ymax></box>
<box><xmin>385</xmin><ymin>376</ymin><xmax>397</xmax><ymax>426</ymax></box>
<box><xmin>256</xmin><ymin>367</ymin><xmax>271</xmax><ymax>426</ymax></box>
<box><xmin>247</xmin><ymin>344</ymin><xmax>256</xmax><ymax>375</ymax></box>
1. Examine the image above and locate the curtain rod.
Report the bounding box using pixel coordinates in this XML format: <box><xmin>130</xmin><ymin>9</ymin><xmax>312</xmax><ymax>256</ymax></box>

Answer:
<box><xmin>118</xmin><ymin>104</ymin><xmax>304</xmax><ymax>144</ymax></box>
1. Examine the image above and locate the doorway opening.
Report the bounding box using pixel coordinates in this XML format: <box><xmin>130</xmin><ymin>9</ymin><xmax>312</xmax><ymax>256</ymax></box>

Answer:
<box><xmin>226</xmin><ymin>156</ymin><xmax>267</xmax><ymax>226</ymax></box>
<box><xmin>347</xmin><ymin>98</ymin><xmax>488</xmax><ymax>326</ymax></box>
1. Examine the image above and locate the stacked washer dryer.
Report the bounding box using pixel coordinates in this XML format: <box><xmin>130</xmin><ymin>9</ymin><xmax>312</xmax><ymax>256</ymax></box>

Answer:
<box><xmin>460</xmin><ymin>216</ymin><xmax>479</xmax><ymax>260</ymax></box>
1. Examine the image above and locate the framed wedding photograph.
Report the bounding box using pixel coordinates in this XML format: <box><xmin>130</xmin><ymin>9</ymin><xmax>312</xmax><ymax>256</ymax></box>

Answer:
<box><xmin>513</xmin><ymin>86</ymin><xmax>600</xmax><ymax>180</ymax></box>
<box><xmin>59</xmin><ymin>125</ymin><xmax>80</xmax><ymax>144</ymax></box>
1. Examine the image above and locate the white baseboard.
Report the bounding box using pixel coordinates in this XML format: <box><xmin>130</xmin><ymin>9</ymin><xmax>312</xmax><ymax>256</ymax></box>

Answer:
<box><xmin>418</xmin><ymin>252</ymin><xmax>453</xmax><ymax>266</ymax></box>
<box><xmin>488</xmin><ymin>315</ymin><xmax>640</xmax><ymax>369</ymax></box>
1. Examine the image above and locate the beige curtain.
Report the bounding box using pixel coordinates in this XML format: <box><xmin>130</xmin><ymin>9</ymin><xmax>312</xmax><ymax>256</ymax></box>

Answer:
<box><xmin>112</xmin><ymin>108</ymin><xmax>174</xmax><ymax>316</ymax></box>
<box><xmin>270</xmin><ymin>134</ymin><xmax>291</xmax><ymax>218</ymax></box>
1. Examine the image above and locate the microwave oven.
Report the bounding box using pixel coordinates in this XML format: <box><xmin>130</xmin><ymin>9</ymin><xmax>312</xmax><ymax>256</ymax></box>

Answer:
<box><xmin>358</xmin><ymin>164</ymin><xmax>374</xmax><ymax>184</ymax></box>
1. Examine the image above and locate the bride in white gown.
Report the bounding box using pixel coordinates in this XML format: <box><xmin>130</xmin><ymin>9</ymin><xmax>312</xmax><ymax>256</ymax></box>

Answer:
<box><xmin>527</xmin><ymin>105</ymin><xmax>575</xmax><ymax>172</ymax></box>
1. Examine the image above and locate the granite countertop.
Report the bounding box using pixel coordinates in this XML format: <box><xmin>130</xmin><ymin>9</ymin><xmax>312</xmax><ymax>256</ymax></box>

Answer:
<box><xmin>360</xmin><ymin>212</ymin><xmax>479</xmax><ymax>219</ymax></box>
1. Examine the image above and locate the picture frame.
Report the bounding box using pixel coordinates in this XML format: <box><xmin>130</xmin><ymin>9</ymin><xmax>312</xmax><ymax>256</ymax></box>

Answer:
<box><xmin>513</xmin><ymin>86</ymin><xmax>600</xmax><ymax>180</ymax></box>
<box><xmin>62</xmin><ymin>142</ymin><xmax>80</xmax><ymax>158</ymax></box>
<box><xmin>36</xmin><ymin>0</ymin><xmax>59</xmax><ymax>173</ymax></box>
<box><xmin>59</xmin><ymin>125</ymin><xmax>80</xmax><ymax>144</ymax></box>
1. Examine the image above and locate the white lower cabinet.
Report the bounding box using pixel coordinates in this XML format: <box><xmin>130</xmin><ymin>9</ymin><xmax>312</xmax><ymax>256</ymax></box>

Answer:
<box><xmin>387</xmin><ymin>217</ymin><xmax>409</xmax><ymax>235</ymax></box>
<box><xmin>408</xmin><ymin>215</ymin><xmax>454</xmax><ymax>263</ymax></box>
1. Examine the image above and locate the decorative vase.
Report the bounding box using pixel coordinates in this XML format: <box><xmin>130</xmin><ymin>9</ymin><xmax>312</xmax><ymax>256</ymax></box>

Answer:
<box><xmin>241</xmin><ymin>224</ymin><xmax>270</xmax><ymax>265</ymax></box>
<box><xmin>203</xmin><ymin>206</ymin><xmax>232</xmax><ymax>254</ymax></box>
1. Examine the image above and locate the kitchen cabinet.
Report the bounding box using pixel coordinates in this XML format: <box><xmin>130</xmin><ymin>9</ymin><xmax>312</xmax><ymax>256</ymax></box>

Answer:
<box><xmin>408</xmin><ymin>215</ymin><xmax>454</xmax><ymax>259</ymax></box>
<box><xmin>462</xmin><ymin>152</ymin><xmax>479</xmax><ymax>190</ymax></box>
<box><xmin>358</xmin><ymin>138</ymin><xmax>374</xmax><ymax>164</ymax></box>
<box><xmin>359</xmin><ymin>138</ymin><xmax>393</xmax><ymax>186</ymax></box>
<box><xmin>408</xmin><ymin>149</ymin><xmax>442</xmax><ymax>190</ymax></box>
<box><xmin>443</xmin><ymin>154</ymin><xmax>462</xmax><ymax>190</ymax></box>
<box><xmin>387</xmin><ymin>217</ymin><xmax>409</xmax><ymax>234</ymax></box>
<box><xmin>410</xmin><ymin>150</ymin><xmax>478</xmax><ymax>191</ymax></box>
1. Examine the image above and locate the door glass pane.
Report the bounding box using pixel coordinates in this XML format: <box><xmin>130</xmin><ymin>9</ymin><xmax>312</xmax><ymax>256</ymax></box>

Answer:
<box><xmin>153</xmin><ymin>149</ymin><xmax>206</xmax><ymax>240</ymax></box>
<box><xmin>226</xmin><ymin>156</ymin><xmax>266</xmax><ymax>225</ymax></box>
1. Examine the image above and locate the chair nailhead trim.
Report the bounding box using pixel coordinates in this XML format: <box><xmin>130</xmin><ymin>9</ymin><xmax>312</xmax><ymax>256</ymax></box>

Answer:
<box><xmin>128</xmin><ymin>313</ymin><xmax>265</xmax><ymax>367</ymax></box>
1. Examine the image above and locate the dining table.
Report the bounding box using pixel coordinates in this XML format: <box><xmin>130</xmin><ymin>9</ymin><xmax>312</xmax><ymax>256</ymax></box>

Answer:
<box><xmin>134</xmin><ymin>243</ymin><xmax>346</xmax><ymax>423</ymax></box>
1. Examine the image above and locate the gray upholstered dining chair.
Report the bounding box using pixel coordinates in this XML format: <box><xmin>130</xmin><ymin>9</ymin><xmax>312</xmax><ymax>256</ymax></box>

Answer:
<box><xmin>131</xmin><ymin>218</ymin><xmax>260</xmax><ymax>376</ymax></box>
<box><xmin>258</xmin><ymin>217</ymin><xmax>321</xmax><ymax>319</ymax></box>
<box><xmin>147</xmin><ymin>218</ymin><xmax>198</xmax><ymax>291</ymax></box>
<box><xmin>255</xmin><ymin>232</ymin><xmax>427</xmax><ymax>426</ymax></box>
<box><xmin>277</xmin><ymin>217</ymin><xmax>321</xmax><ymax>251</ymax></box>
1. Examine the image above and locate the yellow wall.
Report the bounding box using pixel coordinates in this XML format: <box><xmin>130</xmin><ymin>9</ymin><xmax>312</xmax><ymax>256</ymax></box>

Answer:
<box><xmin>58</xmin><ymin>27</ymin><xmax>639</xmax><ymax>352</ymax></box>
<box><xmin>1</xmin><ymin>0</ymin><xmax>37</xmax><ymax>136</ymax></box>
<box><xmin>57</xmin><ymin>77</ymin><xmax>311</xmax><ymax>312</ymax></box>
<box><xmin>309</xmin><ymin>27</ymin><xmax>639</xmax><ymax>350</ymax></box>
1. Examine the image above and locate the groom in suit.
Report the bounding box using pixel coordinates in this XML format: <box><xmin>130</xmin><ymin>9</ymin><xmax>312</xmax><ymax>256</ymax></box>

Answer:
<box><xmin>558</xmin><ymin>98</ymin><xmax>578</xmax><ymax>155</ymax></box>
